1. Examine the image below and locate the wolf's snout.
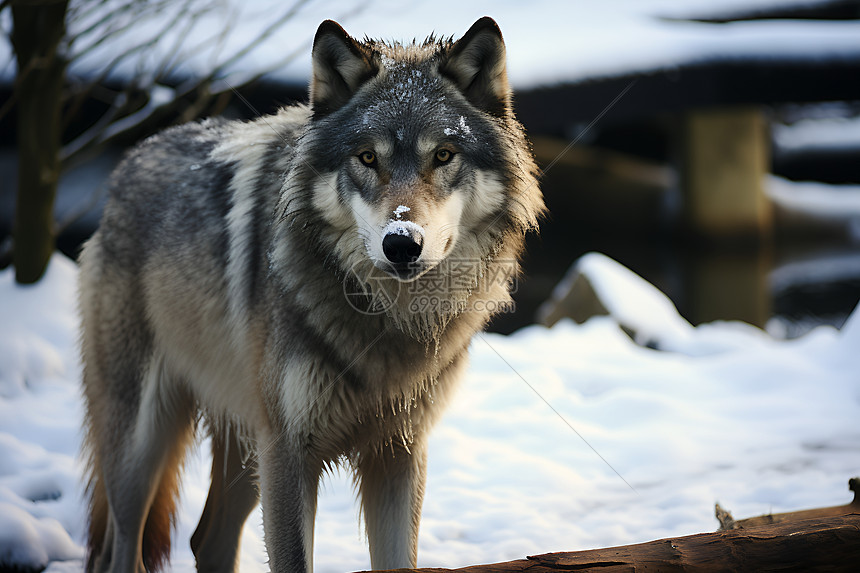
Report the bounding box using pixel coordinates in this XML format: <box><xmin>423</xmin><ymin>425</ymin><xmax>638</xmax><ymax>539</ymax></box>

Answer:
<box><xmin>382</xmin><ymin>232</ymin><xmax>423</xmax><ymax>265</ymax></box>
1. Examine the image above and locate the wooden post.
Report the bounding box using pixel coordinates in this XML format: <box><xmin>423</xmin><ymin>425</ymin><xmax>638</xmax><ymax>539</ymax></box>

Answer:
<box><xmin>681</xmin><ymin>107</ymin><xmax>772</xmax><ymax>242</ymax></box>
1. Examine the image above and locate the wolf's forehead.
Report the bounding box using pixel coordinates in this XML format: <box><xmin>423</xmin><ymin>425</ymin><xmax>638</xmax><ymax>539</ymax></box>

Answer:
<box><xmin>379</xmin><ymin>56</ymin><xmax>442</xmax><ymax>105</ymax></box>
<box><xmin>355</xmin><ymin>61</ymin><xmax>459</xmax><ymax>138</ymax></box>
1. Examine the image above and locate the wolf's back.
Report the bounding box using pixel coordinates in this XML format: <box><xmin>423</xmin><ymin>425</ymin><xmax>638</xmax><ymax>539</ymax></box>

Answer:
<box><xmin>93</xmin><ymin>119</ymin><xmax>235</xmax><ymax>268</ymax></box>
<box><xmin>77</xmin><ymin>111</ymin><xmax>305</xmax><ymax>570</ymax></box>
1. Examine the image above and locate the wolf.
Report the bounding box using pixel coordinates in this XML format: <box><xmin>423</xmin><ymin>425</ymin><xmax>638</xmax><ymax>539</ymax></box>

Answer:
<box><xmin>78</xmin><ymin>16</ymin><xmax>544</xmax><ymax>572</ymax></box>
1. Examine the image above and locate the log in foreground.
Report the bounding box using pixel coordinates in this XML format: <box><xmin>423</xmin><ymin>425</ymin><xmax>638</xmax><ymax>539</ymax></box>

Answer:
<box><xmin>366</xmin><ymin>514</ymin><xmax>859</xmax><ymax>572</ymax></box>
<box><xmin>364</xmin><ymin>478</ymin><xmax>860</xmax><ymax>573</ymax></box>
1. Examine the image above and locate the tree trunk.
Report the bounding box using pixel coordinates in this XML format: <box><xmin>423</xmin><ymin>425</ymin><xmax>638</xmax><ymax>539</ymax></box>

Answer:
<box><xmin>11</xmin><ymin>0</ymin><xmax>69</xmax><ymax>284</ymax></box>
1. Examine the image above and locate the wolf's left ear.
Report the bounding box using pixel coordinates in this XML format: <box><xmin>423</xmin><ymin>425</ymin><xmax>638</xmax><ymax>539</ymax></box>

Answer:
<box><xmin>311</xmin><ymin>20</ymin><xmax>379</xmax><ymax>118</ymax></box>
<box><xmin>439</xmin><ymin>17</ymin><xmax>510</xmax><ymax>117</ymax></box>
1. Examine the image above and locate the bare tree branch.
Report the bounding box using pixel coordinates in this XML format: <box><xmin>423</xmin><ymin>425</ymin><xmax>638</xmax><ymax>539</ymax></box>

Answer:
<box><xmin>206</xmin><ymin>0</ymin><xmax>312</xmax><ymax>80</ymax></box>
<box><xmin>206</xmin><ymin>0</ymin><xmax>372</xmax><ymax>96</ymax></box>
<box><xmin>59</xmin><ymin>0</ymin><xmax>327</xmax><ymax>167</ymax></box>
<box><xmin>68</xmin><ymin>1</ymin><xmax>179</xmax><ymax>56</ymax></box>
<box><xmin>60</xmin><ymin>1</ymin><xmax>199</xmax><ymax>133</ymax></box>
<box><xmin>60</xmin><ymin>91</ymin><xmax>128</xmax><ymax>163</ymax></box>
<box><xmin>54</xmin><ymin>178</ymin><xmax>108</xmax><ymax>236</ymax></box>
<box><xmin>67</xmin><ymin>1</ymin><xmax>141</xmax><ymax>53</ymax></box>
<box><xmin>162</xmin><ymin>4</ymin><xmax>239</xmax><ymax>81</ymax></box>
<box><xmin>151</xmin><ymin>4</ymin><xmax>215</xmax><ymax>82</ymax></box>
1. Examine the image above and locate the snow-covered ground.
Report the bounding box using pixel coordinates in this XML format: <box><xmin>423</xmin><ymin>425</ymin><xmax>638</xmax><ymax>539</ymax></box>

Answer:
<box><xmin>1</xmin><ymin>252</ymin><xmax>858</xmax><ymax>572</ymax></box>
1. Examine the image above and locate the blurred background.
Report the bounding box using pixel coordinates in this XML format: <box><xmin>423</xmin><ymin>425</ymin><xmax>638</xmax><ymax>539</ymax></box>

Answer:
<box><xmin>2</xmin><ymin>0</ymin><xmax>859</xmax><ymax>337</ymax></box>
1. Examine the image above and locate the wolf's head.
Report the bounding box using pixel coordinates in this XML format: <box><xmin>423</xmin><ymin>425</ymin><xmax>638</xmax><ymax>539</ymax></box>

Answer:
<box><xmin>280</xmin><ymin>18</ymin><xmax>543</xmax><ymax>335</ymax></box>
<box><xmin>299</xmin><ymin>17</ymin><xmax>539</xmax><ymax>275</ymax></box>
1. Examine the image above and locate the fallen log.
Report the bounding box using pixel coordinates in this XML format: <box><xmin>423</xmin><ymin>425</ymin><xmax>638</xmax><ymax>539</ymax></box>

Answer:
<box><xmin>368</xmin><ymin>514</ymin><xmax>860</xmax><ymax>572</ymax></box>
<box><xmin>365</xmin><ymin>479</ymin><xmax>860</xmax><ymax>573</ymax></box>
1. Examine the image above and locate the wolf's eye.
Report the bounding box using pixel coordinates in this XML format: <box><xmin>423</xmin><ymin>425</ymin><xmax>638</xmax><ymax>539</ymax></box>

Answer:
<box><xmin>435</xmin><ymin>149</ymin><xmax>454</xmax><ymax>164</ymax></box>
<box><xmin>358</xmin><ymin>151</ymin><xmax>377</xmax><ymax>167</ymax></box>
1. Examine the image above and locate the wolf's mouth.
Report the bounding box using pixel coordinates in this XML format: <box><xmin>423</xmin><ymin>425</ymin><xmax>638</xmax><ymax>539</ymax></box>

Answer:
<box><xmin>377</xmin><ymin>260</ymin><xmax>426</xmax><ymax>282</ymax></box>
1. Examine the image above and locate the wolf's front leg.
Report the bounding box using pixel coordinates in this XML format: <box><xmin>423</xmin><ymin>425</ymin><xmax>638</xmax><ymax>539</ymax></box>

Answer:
<box><xmin>357</xmin><ymin>437</ymin><xmax>429</xmax><ymax>569</ymax></box>
<box><xmin>258</xmin><ymin>433</ymin><xmax>321</xmax><ymax>573</ymax></box>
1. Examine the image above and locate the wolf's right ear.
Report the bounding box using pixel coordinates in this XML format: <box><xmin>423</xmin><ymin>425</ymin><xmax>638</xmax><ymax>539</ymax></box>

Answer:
<box><xmin>439</xmin><ymin>17</ymin><xmax>510</xmax><ymax>118</ymax></box>
<box><xmin>310</xmin><ymin>20</ymin><xmax>379</xmax><ymax>119</ymax></box>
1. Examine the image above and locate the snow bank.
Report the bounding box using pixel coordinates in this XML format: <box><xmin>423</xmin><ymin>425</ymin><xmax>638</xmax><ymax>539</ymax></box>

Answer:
<box><xmin>1</xmin><ymin>252</ymin><xmax>858</xmax><ymax>571</ymax></box>
<box><xmin>540</xmin><ymin>252</ymin><xmax>696</xmax><ymax>350</ymax></box>
<box><xmin>0</xmin><ymin>255</ymin><xmax>84</xmax><ymax>569</ymax></box>
<box><xmin>0</xmin><ymin>256</ymin><xmax>79</xmax><ymax>399</ymax></box>
<box><xmin>0</xmin><ymin>503</ymin><xmax>80</xmax><ymax>568</ymax></box>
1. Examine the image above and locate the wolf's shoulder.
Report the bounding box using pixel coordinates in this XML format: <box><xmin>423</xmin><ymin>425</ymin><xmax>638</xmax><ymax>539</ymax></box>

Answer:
<box><xmin>127</xmin><ymin>101</ymin><xmax>310</xmax><ymax>158</ymax></box>
<box><xmin>150</xmin><ymin>116</ymin><xmax>232</xmax><ymax>150</ymax></box>
<box><xmin>114</xmin><ymin>116</ymin><xmax>233</xmax><ymax>174</ymax></box>
<box><xmin>114</xmin><ymin>102</ymin><xmax>310</xmax><ymax>175</ymax></box>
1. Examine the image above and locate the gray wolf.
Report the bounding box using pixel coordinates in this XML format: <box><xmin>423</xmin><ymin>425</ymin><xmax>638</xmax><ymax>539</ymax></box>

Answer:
<box><xmin>78</xmin><ymin>16</ymin><xmax>543</xmax><ymax>572</ymax></box>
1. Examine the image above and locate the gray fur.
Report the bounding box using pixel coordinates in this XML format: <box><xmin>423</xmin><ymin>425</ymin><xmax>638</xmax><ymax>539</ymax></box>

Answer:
<box><xmin>79</xmin><ymin>17</ymin><xmax>544</xmax><ymax>573</ymax></box>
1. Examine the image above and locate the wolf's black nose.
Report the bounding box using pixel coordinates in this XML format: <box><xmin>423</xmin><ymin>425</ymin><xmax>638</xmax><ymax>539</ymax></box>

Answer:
<box><xmin>382</xmin><ymin>232</ymin><xmax>423</xmax><ymax>265</ymax></box>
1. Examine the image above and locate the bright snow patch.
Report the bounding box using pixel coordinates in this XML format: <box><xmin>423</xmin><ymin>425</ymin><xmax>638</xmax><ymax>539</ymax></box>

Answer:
<box><xmin>1</xmin><ymin>252</ymin><xmax>858</xmax><ymax>571</ymax></box>
<box><xmin>383</xmin><ymin>219</ymin><xmax>425</xmax><ymax>238</ymax></box>
<box><xmin>393</xmin><ymin>205</ymin><xmax>411</xmax><ymax>219</ymax></box>
<box><xmin>0</xmin><ymin>255</ymin><xmax>85</xmax><ymax>569</ymax></box>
